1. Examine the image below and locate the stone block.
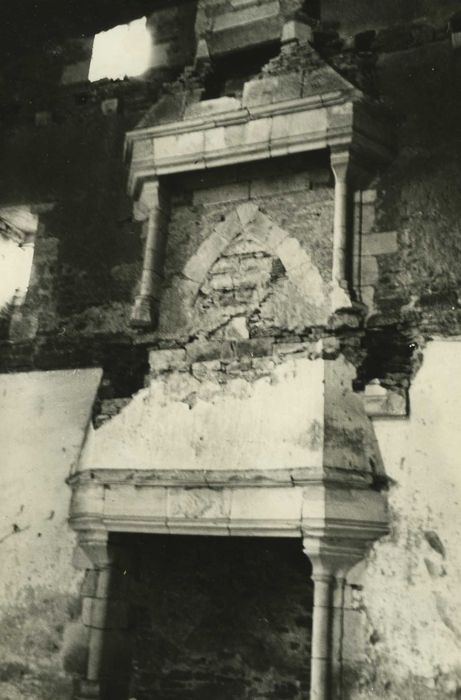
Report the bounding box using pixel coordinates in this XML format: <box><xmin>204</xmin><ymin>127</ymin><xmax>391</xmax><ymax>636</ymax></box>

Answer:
<box><xmin>153</xmin><ymin>134</ymin><xmax>177</xmax><ymax>162</ymax></box>
<box><xmin>235</xmin><ymin>336</ymin><xmax>274</xmax><ymax>357</ymax></box>
<box><xmin>362</xmin><ymin>231</ymin><xmax>398</xmax><ymax>256</ymax></box>
<box><xmin>250</xmin><ymin>172</ymin><xmax>311</xmax><ymax>198</ymax></box>
<box><xmin>210</xmin><ymin>14</ymin><xmax>281</xmax><ymax>53</ymax></box>
<box><xmin>204</xmin><ymin>126</ymin><xmax>228</xmax><ymax>154</ymax></box>
<box><xmin>360</xmin><ymin>284</ymin><xmax>375</xmax><ymax>313</ymax></box>
<box><xmin>100</xmin><ymin>98</ymin><xmax>118</xmax><ymax>116</ymax></box>
<box><xmin>208</xmin><ymin>272</ymin><xmax>234</xmax><ymax>290</ymax></box>
<box><xmin>364</xmin><ymin>382</ymin><xmax>407</xmax><ymax>417</ymax></box>
<box><xmin>225</xmin><ymin>316</ymin><xmax>250</xmax><ymax>339</ymax></box>
<box><xmin>193</xmin><ymin>182</ymin><xmax>250</xmax><ymax>205</ymax></box>
<box><xmin>272</xmin><ymin>73</ymin><xmax>303</xmax><ymax>102</ymax></box>
<box><xmin>186</xmin><ymin>340</ymin><xmax>222</xmax><ymax>364</ymax></box>
<box><xmin>132</xmin><ymin>138</ymin><xmax>153</xmax><ymax>161</ymax></box>
<box><xmin>275</xmin><ymin>236</ymin><xmax>304</xmax><ymax>272</ymax></box>
<box><xmin>361</xmin><ymin>189</ymin><xmax>377</xmax><ymax>204</ymax></box>
<box><xmin>281</xmin><ymin>20</ymin><xmax>313</xmax><ymax>43</ymax></box>
<box><xmin>213</xmin><ymin>1</ymin><xmax>279</xmax><ymax>32</ymax></box>
<box><xmin>242</xmin><ymin>77</ymin><xmax>278</xmax><ymax>108</ymax></box>
<box><xmin>231</xmin><ymin>0</ymin><xmax>258</xmax><ymax>7</ymax></box>
<box><xmin>360</xmin><ymin>255</ymin><xmax>379</xmax><ymax>285</ymax></box>
<box><xmin>244</xmin><ymin>117</ymin><xmax>272</xmax><ymax>146</ymax></box>
<box><xmin>270</xmin><ymin>109</ymin><xmax>327</xmax><ymax>145</ymax></box>
<box><xmin>81</xmin><ymin>597</ymin><xmax>94</xmax><ymax>627</ymax></box>
<box><xmin>191</xmin><ymin>359</ymin><xmax>222</xmax><ymax>382</ymax></box>
<box><xmin>360</xmin><ymin>201</ymin><xmax>376</xmax><ymax>233</ymax></box>
<box><xmin>104</xmin><ymin>485</ymin><xmax>168</xmax><ymax>520</ymax></box>
<box><xmin>176</xmin><ymin>130</ymin><xmax>206</xmax><ymax>156</ymax></box>
<box><xmin>210</xmin><ymin>256</ymin><xmax>241</xmax><ymax>274</ymax></box>
<box><xmin>236</xmin><ymin>202</ymin><xmax>259</xmax><ymax>227</ymax></box>
<box><xmin>149</xmin><ymin>348</ymin><xmax>187</xmax><ymax>373</ymax></box>
<box><xmin>167</xmin><ymin>487</ymin><xmax>232</xmax><ymax>522</ymax></box>
<box><xmin>229</xmin><ymin>486</ymin><xmax>303</xmax><ymax>527</ymax></box>
<box><xmin>185</xmin><ymin>96</ymin><xmax>241</xmax><ymax>119</ymax></box>
<box><xmin>183</xmin><ymin>214</ymin><xmax>241</xmax><ymax>285</ymax></box>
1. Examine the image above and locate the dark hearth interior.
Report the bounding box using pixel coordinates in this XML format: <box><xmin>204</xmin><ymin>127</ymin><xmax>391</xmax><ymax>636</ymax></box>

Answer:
<box><xmin>119</xmin><ymin>535</ymin><xmax>313</xmax><ymax>700</ymax></box>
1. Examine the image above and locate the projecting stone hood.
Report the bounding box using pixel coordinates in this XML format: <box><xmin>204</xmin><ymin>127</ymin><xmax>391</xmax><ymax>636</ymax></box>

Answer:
<box><xmin>125</xmin><ymin>83</ymin><xmax>393</xmax><ymax>195</ymax></box>
<box><xmin>70</xmin><ymin>347</ymin><xmax>387</xmax><ymax>539</ymax></box>
<box><xmin>69</xmin><ymin>344</ymin><xmax>389</xmax><ymax>700</ymax></box>
<box><xmin>123</xmin><ymin>47</ymin><xmax>395</xmax><ymax>328</ymax></box>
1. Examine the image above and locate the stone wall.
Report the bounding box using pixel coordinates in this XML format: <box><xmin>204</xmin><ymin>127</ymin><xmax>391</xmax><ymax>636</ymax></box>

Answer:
<box><xmin>0</xmin><ymin>369</ymin><xmax>101</xmax><ymax>700</ymax></box>
<box><xmin>1</xmin><ymin>2</ymin><xmax>461</xmax><ymax>699</ymax></box>
<box><xmin>160</xmin><ymin>158</ymin><xmax>333</xmax><ymax>341</ymax></box>
<box><xmin>342</xmin><ymin>339</ymin><xmax>461</xmax><ymax>699</ymax></box>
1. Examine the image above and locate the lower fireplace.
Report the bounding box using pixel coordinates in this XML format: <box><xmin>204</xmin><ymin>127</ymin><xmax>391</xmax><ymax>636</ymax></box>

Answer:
<box><xmin>114</xmin><ymin>534</ymin><xmax>313</xmax><ymax>700</ymax></box>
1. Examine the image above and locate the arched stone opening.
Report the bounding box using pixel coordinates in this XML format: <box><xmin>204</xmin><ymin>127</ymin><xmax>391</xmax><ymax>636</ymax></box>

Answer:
<box><xmin>159</xmin><ymin>202</ymin><xmax>332</xmax><ymax>339</ymax></box>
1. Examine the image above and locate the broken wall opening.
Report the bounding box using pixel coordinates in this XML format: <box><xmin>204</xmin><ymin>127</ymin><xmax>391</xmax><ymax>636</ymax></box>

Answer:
<box><xmin>120</xmin><ymin>534</ymin><xmax>313</xmax><ymax>700</ymax></box>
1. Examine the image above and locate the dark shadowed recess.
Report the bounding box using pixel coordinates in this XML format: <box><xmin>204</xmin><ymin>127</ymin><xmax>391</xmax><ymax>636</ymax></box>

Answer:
<box><xmin>0</xmin><ymin>0</ymin><xmax>193</xmax><ymax>56</ymax></box>
<box><xmin>110</xmin><ymin>534</ymin><xmax>314</xmax><ymax>700</ymax></box>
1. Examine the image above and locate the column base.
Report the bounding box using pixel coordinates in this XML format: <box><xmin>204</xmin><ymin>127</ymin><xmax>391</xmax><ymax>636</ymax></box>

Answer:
<box><xmin>75</xmin><ymin>678</ymin><xmax>101</xmax><ymax>699</ymax></box>
<box><xmin>130</xmin><ymin>294</ymin><xmax>156</xmax><ymax>328</ymax></box>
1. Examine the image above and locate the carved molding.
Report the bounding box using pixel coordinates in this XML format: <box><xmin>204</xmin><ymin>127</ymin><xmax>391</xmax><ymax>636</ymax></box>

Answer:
<box><xmin>125</xmin><ymin>93</ymin><xmax>393</xmax><ymax>197</ymax></box>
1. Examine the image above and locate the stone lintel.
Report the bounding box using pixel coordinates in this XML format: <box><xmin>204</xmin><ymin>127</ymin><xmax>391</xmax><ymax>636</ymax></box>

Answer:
<box><xmin>126</xmin><ymin>95</ymin><xmax>393</xmax><ymax>198</ymax></box>
<box><xmin>69</xmin><ymin>476</ymin><xmax>389</xmax><ymax>546</ymax></box>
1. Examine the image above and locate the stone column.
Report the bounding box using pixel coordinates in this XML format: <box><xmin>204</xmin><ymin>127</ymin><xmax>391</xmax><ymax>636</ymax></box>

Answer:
<box><xmin>330</xmin><ymin>148</ymin><xmax>351</xmax><ymax>289</ymax></box>
<box><xmin>131</xmin><ymin>178</ymin><xmax>169</xmax><ymax>329</ymax></box>
<box><xmin>303</xmin><ymin>536</ymin><xmax>364</xmax><ymax>700</ymax></box>
<box><xmin>76</xmin><ymin>529</ymin><xmax>129</xmax><ymax>700</ymax></box>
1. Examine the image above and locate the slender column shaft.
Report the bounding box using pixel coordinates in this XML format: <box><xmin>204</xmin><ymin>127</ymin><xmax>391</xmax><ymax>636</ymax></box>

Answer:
<box><xmin>331</xmin><ymin>575</ymin><xmax>346</xmax><ymax>700</ymax></box>
<box><xmin>310</xmin><ymin>573</ymin><xmax>334</xmax><ymax>700</ymax></box>
<box><xmin>333</xmin><ymin>178</ymin><xmax>347</xmax><ymax>282</ymax></box>
<box><xmin>138</xmin><ymin>204</ymin><xmax>163</xmax><ymax>299</ymax></box>
<box><xmin>331</xmin><ymin>150</ymin><xmax>351</xmax><ymax>286</ymax></box>
<box><xmin>86</xmin><ymin>566</ymin><xmax>112</xmax><ymax>682</ymax></box>
<box><xmin>131</xmin><ymin>179</ymin><xmax>169</xmax><ymax>328</ymax></box>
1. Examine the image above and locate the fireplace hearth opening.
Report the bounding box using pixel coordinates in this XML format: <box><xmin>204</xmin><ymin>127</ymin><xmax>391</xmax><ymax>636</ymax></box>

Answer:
<box><xmin>111</xmin><ymin>534</ymin><xmax>313</xmax><ymax>700</ymax></box>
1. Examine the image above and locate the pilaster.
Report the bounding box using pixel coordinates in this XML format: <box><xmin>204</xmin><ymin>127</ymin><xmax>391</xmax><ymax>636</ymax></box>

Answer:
<box><xmin>303</xmin><ymin>532</ymin><xmax>378</xmax><ymax>700</ymax></box>
<box><xmin>75</xmin><ymin>529</ymin><xmax>130</xmax><ymax>700</ymax></box>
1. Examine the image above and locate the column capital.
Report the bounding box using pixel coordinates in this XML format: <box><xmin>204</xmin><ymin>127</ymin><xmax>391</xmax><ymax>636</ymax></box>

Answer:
<box><xmin>330</xmin><ymin>147</ymin><xmax>371</xmax><ymax>189</ymax></box>
<box><xmin>78</xmin><ymin>528</ymin><xmax>112</xmax><ymax>569</ymax></box>
<box><xmin>133</xmin><ymin>177</ymin><xmax>169</xmax><ymax>221</ymax></box>
<box><xmin>330</xmin><ymin>147</ymin><xmax>351</xmax><ymax>181</ymax></box>
<box><xmin>302</xmin><ymin>534</ymin><xmax>368</xmax><ymax>579</ymax></box>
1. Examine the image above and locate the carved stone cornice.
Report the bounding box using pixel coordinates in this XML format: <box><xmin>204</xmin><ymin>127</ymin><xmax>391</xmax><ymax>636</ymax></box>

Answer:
<box><xmin>125</xmin><ymin>92</ymin><xmax>394</xmax><ymax>198</ymax></box>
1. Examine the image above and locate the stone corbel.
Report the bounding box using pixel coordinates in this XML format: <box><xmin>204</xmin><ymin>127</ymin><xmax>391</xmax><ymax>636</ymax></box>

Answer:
<box><xmin>303</xmin><ymin>530</ymin><xmax>379</xmax><ymax>700</ymax></box>
<box><xmin>131</xmin><ymin>178</ymin><xmax>170</xmax><ymax>329</ymax></box>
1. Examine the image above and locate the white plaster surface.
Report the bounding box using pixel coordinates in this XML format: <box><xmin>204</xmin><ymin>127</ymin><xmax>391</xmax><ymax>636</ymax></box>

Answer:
<box><xmin>0</xmin><ymin>368</ymin><xmax>101</xmax><ymax>602</ymax></box>
<box><xmin>347</xmin><ymin>340</ymin><xmax>461</xmax><ymax>689</ymax></box>
<box><xmin>83</xmin><ymin>357</ymin><xmax>326</xmax><ymax>472</ymax></box>
<box><xmin>83</xmin><ymin>355</ymin><xmax>378</xmax><ymax>475</ymax></box>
